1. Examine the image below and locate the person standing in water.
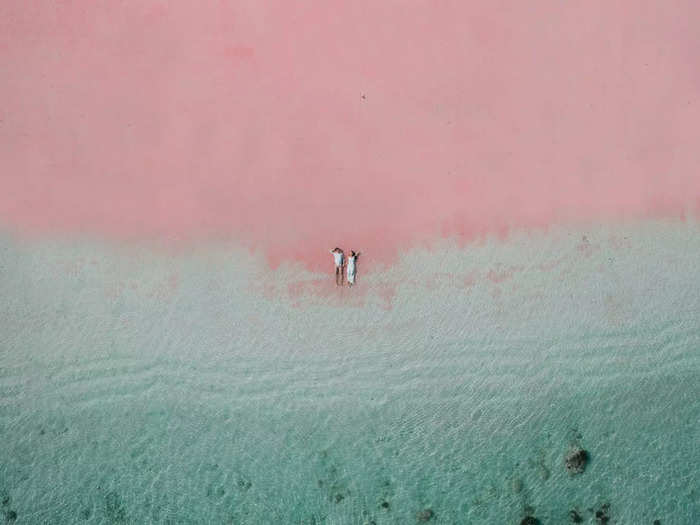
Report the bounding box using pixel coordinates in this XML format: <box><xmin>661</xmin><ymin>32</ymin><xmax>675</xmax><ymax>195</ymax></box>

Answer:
<box><xmin>330</xmin><ymin>248</ymin><xmax>345</xmax><ymax>286</ymax></box>
<box><xmin>347</xmin><ymin>251</ymin><xmax>360</xmax><ymax>287</ymax></box>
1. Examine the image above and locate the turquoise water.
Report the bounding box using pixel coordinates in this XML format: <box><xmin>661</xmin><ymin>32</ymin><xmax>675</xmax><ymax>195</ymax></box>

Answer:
<box><xmin>1</xmin><ymin>222</ymin><xmax>699</xmax><ymax>524</ymax></box>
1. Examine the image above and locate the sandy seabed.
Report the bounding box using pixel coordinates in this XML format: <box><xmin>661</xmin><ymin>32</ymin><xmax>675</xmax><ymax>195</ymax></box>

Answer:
<box><xmin>1</xmin><ymin>219</ymin><xmax>699</xmax><ymax>524</ymax></box>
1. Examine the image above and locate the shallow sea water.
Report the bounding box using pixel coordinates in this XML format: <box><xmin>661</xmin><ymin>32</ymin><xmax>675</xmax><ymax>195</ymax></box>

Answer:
<box><xmin>1</xmin><ymin>221</ymin><xmax>699</xmax><ymax>524</ymax></box>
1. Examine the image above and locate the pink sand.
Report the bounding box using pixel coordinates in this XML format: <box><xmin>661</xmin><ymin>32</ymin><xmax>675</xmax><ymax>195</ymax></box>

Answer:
<box><xmin>1</xmin><ymin>2</ymin><xmax>699</xmax><ymax>271</ymax></box>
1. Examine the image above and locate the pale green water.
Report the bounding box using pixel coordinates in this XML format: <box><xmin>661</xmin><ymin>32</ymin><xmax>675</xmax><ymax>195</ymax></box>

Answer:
<box><xmin>1</xmin><ymin>222</ymin><xmax>699</xmax><ymax>524</ymax></box>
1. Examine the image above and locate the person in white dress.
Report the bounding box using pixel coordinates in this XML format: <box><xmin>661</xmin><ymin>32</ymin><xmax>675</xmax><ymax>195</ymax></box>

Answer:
<box><xmin>346</xmin><ymin>251</ymin><xmax>360</xmax><ymax>287</ymax></box>
<box><xmin>330</xmin><ymin>247</ymin><xmax>345</xmax><ymax>286</ymax></box>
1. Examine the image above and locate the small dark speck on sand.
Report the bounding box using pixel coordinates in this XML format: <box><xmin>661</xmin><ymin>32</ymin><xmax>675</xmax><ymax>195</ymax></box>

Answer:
<box><xmin>520</xmin><ymin>517</ymin><xmax>539</xmax><ymax>525</ymax></box>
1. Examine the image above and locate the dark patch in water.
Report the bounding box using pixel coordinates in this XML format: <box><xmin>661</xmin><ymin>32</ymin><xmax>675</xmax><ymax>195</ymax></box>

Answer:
<box><xmin>537</xmin><ymin>457</ymin><xmax>551</xmax><ymax>480</ymax></box>
<box><xmin>520</xmin><ymin>517</ymin><xmax>539</xmax><ymax>525</ymax></box>
<box><xmin>229</xmin><ymin>509</ymin><xmax>251</xmax><ymax>524</ymax></box>
<box><xmin>104</xmin><ymin>491</ymin><xmax>127</xmax><ymax>523</ymax></box>
<box><xmin>359</xmin><ymin>509</ymin><xmax>376</xmax><ymax>525</ymax></box>
<box><xmin>511</xmin><ymin>477</ymin><xmax>523</xmax><ymax>494</ymax></box>
<box><xmin>569</xmin><ymin>509</ymin><xmax>583</xmax><ymax>522</ymax></box>
<box><xmin>526</xmin><ymin>453</ymin><xmax>550</xmax><ymax>481</ymax></box>
<box><xmin>594</xmin><ymin>503</ymin><xmax>610</xmax><ymax>524</ymax></box>
<box><xmin>565</xmin><ymin>446</ymin><xmax>588</xmax><ymax>475</ymax></box>
<box><xmin>416</xmin><ymin>508</ymin><xmax>434</xmax><ymax>521</ymax></box>
<box><xmin>80</xmin><ymin>507</ymin><xmax>92</xmax><ymax>520</ymax></box>
<box><xmin>237</xmin><ymin>477</ymin><xmax>252</xmax><ymax>491</ymax></box>
<box><xmin>376</xmin><ymin>478</ymin><xmax>394</xmax><ymax>513</ymax></box>
<box><xmin>4</xmin><ymin>510</ymin><xmax>17</xmax><ymax>522</ymax></box>
<box><xmin>300</xmin><ymin>512</ymin><xmax>329</xmax><ymax>525</ymax></box>
<box><xmin>316</xmin><ymin>451</ymin><xmax>351</xmax><ymax>505</ymax></box>
<box><xmin>205</xmin><ymin>484</ymin><xmax>226</xmax><ymax>498</ymax></box>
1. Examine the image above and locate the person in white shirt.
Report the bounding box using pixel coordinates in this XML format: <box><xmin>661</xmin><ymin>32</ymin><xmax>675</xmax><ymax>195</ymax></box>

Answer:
<box><xmin>330</xmin><ymin>248</ymin><xmax>345</xmax><ymax>286</ymax></box>
<box><xmin>346</xmin><ymin>251</ymin><xmax>360</xmax><ymax>287</ymax></box>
